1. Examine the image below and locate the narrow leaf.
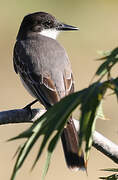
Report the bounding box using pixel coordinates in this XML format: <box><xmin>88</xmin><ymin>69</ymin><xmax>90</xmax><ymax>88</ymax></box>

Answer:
<box><xmin>101</xmin><ymin>168</ymin><xmax>118</xmax><ymax>172</ymax></box>
<box><xmin>78</xmin><ymin>82</ymin><xmax>107</xmax><ymax>162</ymax></box>
<box><xmin>42</xmin><ymin>131</ymin><xmax>61</xmax><ymax>180</ymax></box>
<box><xmin>99</xmin><ymin>174</ymin><xmax>118</xmax><ymax>180</ymax></box>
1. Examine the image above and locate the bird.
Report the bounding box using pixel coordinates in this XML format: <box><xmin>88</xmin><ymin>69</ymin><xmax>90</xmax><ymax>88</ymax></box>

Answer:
<box><xmin>13</xmin><ymin>12</ymin><xmax>85</xmax><ymax>170</ymax></box>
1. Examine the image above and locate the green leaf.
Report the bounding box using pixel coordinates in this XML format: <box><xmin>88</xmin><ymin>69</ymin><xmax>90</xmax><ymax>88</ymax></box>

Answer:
<box><xmin>101</xmin><ymin>168</ymin><xmax>118</xmax><ymax>172</ymax></box>
<box><xmin>99</xmin><ymin>174</ymin><xmax>118</xmax><ymax>180</ymax></box>
<box><xmin>42</xmin><ymin>151</ymin><xmax>51</xmax><ymax>180</ymax></box>
<box><xmin>95</xmin><ymin>47</ymin><xmax>118</xmax><ymax>78</ymax></box>
<box><xmin>96</xmin><ymin>101</ymin><xmax>105</xmax><ymax>120</ymax></box>
<box><xmin>42</xmin><ymin>131</ymin><xmax>61</xmax><ymax>180</ymax></box>
<box><xmin>111</xmin><ymin>78</ymin><xmax>118</xmax><ymax>100</ymax></box>
<box><xmin>8</xmin><ymin>130</ymin><xmax>33</xmax><ymax>141</ymax></box>
<box><xmin>110</xmin><ymin>47</ymin><xmax>118</xmax><ymax>57</ymax></box>
<box><xmin>96</xmin><ymin>61</ymin><xmax>110</xmax><ymax>76</ymax></box>
<box><xmin>78</xmin><ymin>82</ymin><xmax>107</xmax><ymax>161</ymax></box>
<box><xmin>100</xmin><ymin>166</ymin><xmax>118</xmax><ymax>179</ymax></box>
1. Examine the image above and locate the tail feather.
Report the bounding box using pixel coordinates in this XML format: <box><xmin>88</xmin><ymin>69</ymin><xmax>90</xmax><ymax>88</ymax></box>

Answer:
<box><xmin>61</xmin><ymin>118</ymin><xmax>85</xmax><ymax>170</ymax></box>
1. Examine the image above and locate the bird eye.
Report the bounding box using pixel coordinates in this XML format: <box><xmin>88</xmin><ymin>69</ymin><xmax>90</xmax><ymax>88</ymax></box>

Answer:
<box><xmin>44</xmin><ymin>21</ymin><xmax>52</xmax><ymax>27</ymax></box>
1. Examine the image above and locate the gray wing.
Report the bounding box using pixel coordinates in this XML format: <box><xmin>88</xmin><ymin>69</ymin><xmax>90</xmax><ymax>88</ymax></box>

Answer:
<box><xmin>13</xmin><ymin>37</ymin><xmax>74</xmax><ymax>108</ymax></box>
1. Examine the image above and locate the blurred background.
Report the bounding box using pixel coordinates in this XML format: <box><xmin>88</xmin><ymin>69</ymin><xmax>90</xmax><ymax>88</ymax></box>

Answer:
<box><xmin>0</xmin><ymin>0</ymin><xmax>118</xmax><ymax>179</ymax></box>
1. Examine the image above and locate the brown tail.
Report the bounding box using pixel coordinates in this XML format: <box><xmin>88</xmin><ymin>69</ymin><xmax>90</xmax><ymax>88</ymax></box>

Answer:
<box><xmin>61</xmin><ymin>118</ymin><xmax>85</xmax><ymax>170</ymax></box>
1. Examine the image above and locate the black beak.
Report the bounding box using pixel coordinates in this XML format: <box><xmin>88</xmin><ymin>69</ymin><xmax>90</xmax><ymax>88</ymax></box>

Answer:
<box><xmin>57</xmin><ymin>23</ymin><xmax>79</xmax><ymax>31</ymax></box>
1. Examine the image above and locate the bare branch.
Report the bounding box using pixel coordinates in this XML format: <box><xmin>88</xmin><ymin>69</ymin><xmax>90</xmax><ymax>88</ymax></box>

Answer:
<box><xmin>0</xmin><ymin>108</ymin><xmax>45</xmax><ymax>124</ymax></box>
<box><xmin>0</xmin><ymin>108</ymin><xmax>118</xmax><ymax>164</ymax></box>
<box><xmin>93</xmin><ymin>131</ymin><xmax>118</xmax><ymax>164</ymax></box>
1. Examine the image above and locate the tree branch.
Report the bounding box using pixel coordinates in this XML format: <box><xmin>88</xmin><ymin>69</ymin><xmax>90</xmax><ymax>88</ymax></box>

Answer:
<box><xmin>93</xmin><ymin>131</ymin><xmax>118</xmax><ymax>164</ymax></box>
<box><xmin>0</xmin><ymin>108</ymin><xmax>45</xmax><ymax>124</ymax></box>
<box><xmin>0</xmin><ymin>108</ymin><xmax>118</xmax><ymax>164</ymax></box>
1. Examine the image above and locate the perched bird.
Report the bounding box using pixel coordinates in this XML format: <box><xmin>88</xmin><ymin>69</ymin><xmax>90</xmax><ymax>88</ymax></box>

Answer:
<box><xmin>13</xmin><ymin>12</ymin><xmax>85</xmax><ymax>170</ymax></box>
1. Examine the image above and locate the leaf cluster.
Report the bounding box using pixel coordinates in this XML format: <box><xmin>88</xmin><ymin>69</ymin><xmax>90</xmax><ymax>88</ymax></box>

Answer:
<box><xmin>10</xmin><ymin>47</ymin><xmax>118</xmax><ymax>180</ymax></box>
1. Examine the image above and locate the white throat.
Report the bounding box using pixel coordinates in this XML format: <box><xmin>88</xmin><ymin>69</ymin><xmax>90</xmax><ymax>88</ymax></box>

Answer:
<box><xmin>40</xmin><ymin>29</ymin><xmax>59</xmax><ymax>39</ymax></box>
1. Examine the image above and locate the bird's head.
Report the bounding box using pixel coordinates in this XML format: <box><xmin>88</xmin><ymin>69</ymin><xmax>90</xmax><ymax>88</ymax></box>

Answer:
<box><xmin>17</xmin><ymin>12</ymin><xmax>79</xmax><ymax>40</ymax></box>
